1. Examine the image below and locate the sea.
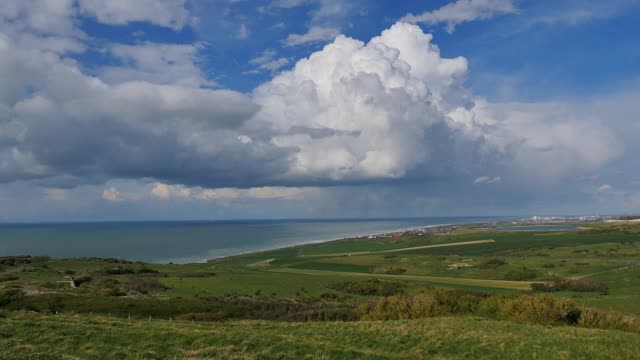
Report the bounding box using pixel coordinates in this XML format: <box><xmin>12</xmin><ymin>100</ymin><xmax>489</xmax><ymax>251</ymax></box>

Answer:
<box><xmin>0</xmin><ymin>216</ymin><xmax>517</xmax><ymax>263</ymax></box>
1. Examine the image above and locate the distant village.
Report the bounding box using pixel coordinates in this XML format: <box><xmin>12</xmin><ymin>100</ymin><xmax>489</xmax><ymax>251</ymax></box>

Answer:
<box><xmin>351</xmin><ymin>215</ymin><xmax>614</xmax><ymax>240</ymax></box>
<box><xmin>353</xmin><ymin>224</ymin><xmax>463</xmax><ymax>240</ymax></box>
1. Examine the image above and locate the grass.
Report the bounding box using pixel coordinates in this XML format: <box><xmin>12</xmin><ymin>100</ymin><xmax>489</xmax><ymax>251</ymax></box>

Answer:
<box><xmin>1</xmin><ymin>312</ymin><xmax>640</xmax><ymax>359</ymax></box>
<box><xmin>2</xmin><ymin>222</ymin><xmax>640</xmax><ymax>357</ymax></box>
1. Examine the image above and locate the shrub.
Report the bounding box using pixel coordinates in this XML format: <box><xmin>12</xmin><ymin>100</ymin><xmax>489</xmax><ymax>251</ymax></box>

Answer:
<box><xmin>73</xmin><ymin>274</ymin><xmax>93</xmax><ymax>287</ymax></box>
<box><xmin>504</xmin><ymin>267</ymin><xmax>538</xmax><ymax>281</ymax></box>
<box><xmin>384</xmin><ymin>268</ymin><xmax>407</xmax><ymax>275</ymax></box>
<box><xmin>47</xmin><ymin>296</ymin><xmax>65</xmax><ymax>313</ymax></box>
<box><xmin>177</xmin><ymin>312</ymin><xmax>228</xmax><ymax>322</ymax></box>
<box><xmin>531</xmin><ymin>278</ymin><xmax>609</xmax><ymax>294</ymax></box>
<box><xmin>362</xmin><ymin>293</ymin><xmax>439</xmax><ymax>320</ymax></box>
<box><xmin>125</xmin><ymin>279</ymin><xmax>168</xmax><ymax>294</ymax></box>
<box><xmin>0</xmin><ymin>289</ymin><xmax>26</xmax><ymax>309</ymax></box>
<box><xmin>101</xmin><ymin>267</ymin><xmax>135</xmax><ymax>275</ymax></box>
<box><xmin>478</xmin><ymin>259</ymin><xmax>507</xmax><ymax>268</ymax></box>
<box><xmin>180</xmin><ymin>272</ymin><xmax>216</xmax><ymax>278</ymax></box>
<box><xmin>41</xmin><ymin>281</ymin><xmax>68</xmax><ymax>289</ymax></box>
<box><xmin>477</xmin><ymin>295</ymin><xmax>509</xmax><ymax>318</ymax></box>
<box><xmin>0</xmin><ymin>275</ymin><xmax>19</xmax><ymax>282</ymax></box>
<box><xmin>135</xmin><ymin>266</ymin><xmax>159</xmax><ymax>274</ymax></box>
<box><xmin>578</xmin><ymin>308</ymin><xmax>640</xmax><ymax>332</ymax></box>
<box><xmin>500</xmin><ymin>294</ymin><xmax>581</xmax><ymax>325</ymax></box>
<box><xmin>326</xmin><ymin>279</ymin><xmax>405</xmax><ymax>296</ymax></box>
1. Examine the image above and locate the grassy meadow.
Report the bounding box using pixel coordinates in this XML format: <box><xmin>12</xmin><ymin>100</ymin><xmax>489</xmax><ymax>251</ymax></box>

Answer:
<box><xmin>1</xmin><ymin>221</ymin><xmax>640</xmax><ymax>358</ymax></box>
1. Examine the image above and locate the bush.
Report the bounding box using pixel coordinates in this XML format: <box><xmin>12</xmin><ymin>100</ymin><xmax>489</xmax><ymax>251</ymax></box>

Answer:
<box><xmin>326</xmin><ymin>279</ymin><xmax>405</xmax><ymax>296</ymax></box>
<box><xmin>500</xmin><ymin>295</ymin><xmax>581</xmax><ymax>325</ymax></box>
<box><xmin>478</xmin><ymin>259</ymin><xmax>507</xmax><ymax>268</ymax></box>
<box><xmin>0</xmin><ymin>275</ymin><xmax>19</xmax><ymax>282</ymax></box>
<box><xmin>101</xmin><ymin>267</ymin><xmax>135</xmax><ymax>275</ymax></box>
<box><xmin>125</xmin><ymin>279</ymin><xmax>168</xmax><ymax>294</ymax></box>
<box><xmin>578</xmin><ymin>307</ymin><xmax>640</xmax><ymax>332</ymax></box>
<box><xmin>531</xmin><ymin>278</ymin><xmax>609</xmax><ymax>294</ymax></box>
<box><xmin>504</xmin><ymin>267</ymin><xmax>538</xmax><ymax>281</ymax></box>
<box><xmin>135</xmin><ymin>266</ymin><xmax>159</xmax><ymax>274</ymax></box>
<box><xmin>361</xmin><ymin>293</ymin><xmax>440</xmax><ymax>320</ymax></box>
<box><xmin>180</xmin><ymin>272</ymin><xmax>217</xmax><ymax>278</ymax></box>
<box><xmin>73</xmin><ymin>274</ymin><xmax>93</xmax><ymax>287</ymax></box>
<box><xmin>384</xmin><ymin>268</ymin><xmax>407</xmax><ymax>275</ymax></box>
<box><xmin>0</xmin><ymin>289</ymin><xmax>27</xmax><ymax>309</ymax></box>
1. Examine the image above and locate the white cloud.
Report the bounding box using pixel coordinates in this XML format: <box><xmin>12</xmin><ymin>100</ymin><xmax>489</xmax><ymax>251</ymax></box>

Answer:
<box><xmin>401</xmin><ymin>0</ymin><xmax>517</xmax><ymax>33</ymax></box>
<box><xmin>150</xmin><ymin>183</ymin><xmax>192</xmax><ymax>200</ymax></box>
<box><xmin>282</xmin><ymin>26</ymin><xmax>341</xmax><ymax>46</ymax></box>
<box><xmin>102</xmin><ymin>187</ymin><xmax>123</xmax><ymax>201</ymax></box>
<box><xmin>597</xmin><ymin>184</ymin><xmax>612</xmax><ymax>193</ymax></box>
<box><xmin>524</xmin><ymin>0</ymin><xmax>638</xmax><ymax>28</ymax></box>
<box><xmin>236</xmin><ymin>23</ymin><xmax>251</xmax><ymax>39</ymax></box>
<box><xmin>77</xmin><ymin>0</ymin><xmax>190</xmax><ymax>30</ymax></box>
<box><xmin>473</xmin><ymin>176</ymin><xmax>501</xmax><ymax>185</ymax></box>
<box><xmin>255</xmin><ymin>22</ymin><xmax>470</xmax><ymax>181</ymax></box>
<box><xmin>100</xmin><ymin>42</ymin><xmax>214</xmax><ymax>87</ymax></box>
<box><xmin>252</xmin><ymin>22</ymin><xmax>622</xmax><ymax>186</ymax></box>
<box><xmin>148</xmin><ymin>184</ymin><xmax>316</xmax><ymax>201</ymax></box>
<box><xmin>0</xmin><ymin>15</ymin><xmax>628</xmax><ymax>203</ymax></box>
<box><xmin>248</xmin><ymin>49</ymin><xmax>290</xmax><ymax>73</ymax></box>
<box><xmin>150</xmin><ymin>183</ymin><xmax>171</xmax><ymax>199</ymax></box>
<box><xmin>0</xmin><ymin>0</ymin><xmax>77</xmax><ymax>36</ymax></box>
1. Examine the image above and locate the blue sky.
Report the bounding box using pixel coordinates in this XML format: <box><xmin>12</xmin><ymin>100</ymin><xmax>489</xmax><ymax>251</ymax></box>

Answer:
<box><xmin>1</xmin><ymin>0</ymin><xmax>639</xmax><ymax>221</ymax></box>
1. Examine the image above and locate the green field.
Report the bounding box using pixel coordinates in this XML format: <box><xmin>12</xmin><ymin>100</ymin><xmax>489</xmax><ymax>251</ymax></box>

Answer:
<box><xmin>2</xmin><ymin>312</ymin><xmax>640</xmax><ymax>359</ymax></box>
<box><xmin>2</xmin><ymin>222</ymin><xmax>640</xmax><ymax>358</ymax></box>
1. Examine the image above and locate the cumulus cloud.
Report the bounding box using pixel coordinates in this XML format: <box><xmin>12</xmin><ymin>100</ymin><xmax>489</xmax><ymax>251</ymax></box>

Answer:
<box><xmin>102</xmin><ymin>187</ymin><xmax>123</xmax><ymax>201</ymax></box>
<box><xmin>0</xmin><ymin>11</ymin><xmax>626</xmax><ymax>203</ymax></box>
<box><xmin>151</xmin><ymin>183</ymin><xmax>191</xmax><ymax>199</ymax></box>
<box><xmin>100</xmin><ymin>42</ymin><xmax>214</xmax><ymax>87</ymax></box>
<box><xmin>0</xmin><ymin>0</ymin><xmax>78</xmax><ymax>36</ymax></box>
<box><xmin>401</xmin><ymin>0</ymin><xmax>517</xmax><ymax>33</ymax></box>
<box><xmin>282</xmin><ymin>26</ymin><xmax>341</xmax><ymax>46</ymax></box>
<box><xmin>77</xmin><ymin>0</ymin><xmax>190</xmax><ymax>30</ymax></box>
<box><xmin>0</xmin><ymin>31</ymin><xmax>290</xmax><ymax>188</ymax></box>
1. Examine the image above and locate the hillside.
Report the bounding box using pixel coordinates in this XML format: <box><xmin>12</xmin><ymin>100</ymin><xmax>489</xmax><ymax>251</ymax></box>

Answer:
<box><xmin>2</xmin><ymin>222</ymin><xmax>640</xmax><ymax>358</ymax></box>
<box><xmin>2</xmin><ymin>312</ymin><xmax>640</xmax><ymax>359</ymax></box>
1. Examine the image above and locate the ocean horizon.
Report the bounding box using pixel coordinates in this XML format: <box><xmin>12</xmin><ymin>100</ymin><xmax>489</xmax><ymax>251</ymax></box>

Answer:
<box><xmin>0</xmin><ymin>216</ymin><xmax>518</xmax><ymax>263</ymax></box>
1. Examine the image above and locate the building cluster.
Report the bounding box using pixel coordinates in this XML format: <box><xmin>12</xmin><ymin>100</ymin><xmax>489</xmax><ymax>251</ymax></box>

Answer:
<box><xmin>355</xmin><ymin>225</ymin><xmax>461</xmax><ymax>240</ymax></box>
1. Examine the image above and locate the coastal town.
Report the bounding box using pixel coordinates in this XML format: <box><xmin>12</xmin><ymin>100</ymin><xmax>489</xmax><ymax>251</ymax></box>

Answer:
<box><xmin>351</xmin><ymin>215</ymin><xmax>611</xmax><ymax>240</ymax></box>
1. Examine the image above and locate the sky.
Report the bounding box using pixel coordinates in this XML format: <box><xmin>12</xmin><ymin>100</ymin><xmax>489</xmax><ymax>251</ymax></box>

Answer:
<box><xmin>1</xmin><ymin>0</ymin><xmax>639</xmax><ymax>222</ymax></box>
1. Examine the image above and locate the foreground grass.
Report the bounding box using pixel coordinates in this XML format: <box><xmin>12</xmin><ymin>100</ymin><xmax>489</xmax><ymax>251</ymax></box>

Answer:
<box><xmin>2</xmin><ymin>312</ymin><xmax>640</xmax><ymax>359</ymax></box>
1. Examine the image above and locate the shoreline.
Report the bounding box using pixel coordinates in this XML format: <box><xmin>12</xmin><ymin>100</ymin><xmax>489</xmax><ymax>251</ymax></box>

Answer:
<box><xmin>200</xmin><ymin>222</ymin><xmax>491</xmax><ymax>264</ymax></box>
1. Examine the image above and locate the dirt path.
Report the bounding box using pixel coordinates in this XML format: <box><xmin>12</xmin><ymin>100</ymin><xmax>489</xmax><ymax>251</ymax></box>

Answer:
<box><xmin>305</xmin><ymin>239</ymin><xmax>495</xmax><ymax>258</ymax></box>
<box><xmin>266</xmin><ymin>267</ymin><xmax>532</xmax><ymax>290</ymax></box>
